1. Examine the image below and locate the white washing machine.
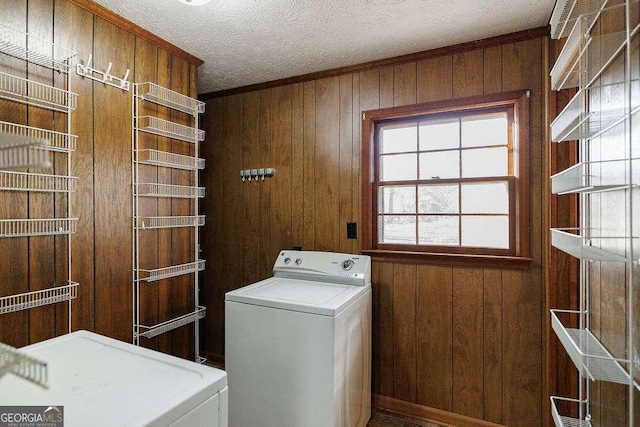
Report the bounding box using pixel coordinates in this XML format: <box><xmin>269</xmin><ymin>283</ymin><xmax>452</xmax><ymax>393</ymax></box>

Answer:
<box><xmin>225</xmin><ymin>250</ymin><xmax>371</xmax><ymax>427</ymax></box>
<box><xmin>0</xmin><ymin>330</ymin><xmax>228</xmax><ymax>426</ymax></box>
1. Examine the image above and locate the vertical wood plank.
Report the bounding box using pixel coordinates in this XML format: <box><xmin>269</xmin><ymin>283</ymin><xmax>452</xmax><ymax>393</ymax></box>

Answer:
<box><xmin>242</xmin><ymin>91</ymin><xmax>262</xmax><ymax>286</ymax></box>
<box><xmin>502</xmin><ymin>270</ymin><xmax>542</xmax><ymax>427</ymax></box>
<box><xmin>258</xmin><ymin>89</ymin><xmax>273</xmax><ymax>279</ymax></box>
<box><xmin>417</xmin><ymin>56</ymin><xmax>453</xmax><ymax>103</ymax></box>
<box><xmin>377</xmin><ymin>261</ymin><xmax>395</xmax><ymax>397</ymax></box>
<box><xmin>452</xmin><ymin>49</ymin><xmax>484</xmax><ymax>98</ymax></box>
<box><xmin>452</xmin><ymin>267</ymin><xmax>484</xmax><ymax>419</ymax></box>
<box><xmin>222</xmin><ymin>94</ymin><xmax>244</xmax><ymax>294</ymax></box>
<box><xmin>483</xmin><ymin>46</ymin><xmax>502</xmax><ymax>94</ymax></box>
<box><xmin>93</xmin><ymin>17</ymin><xmax>134</xmax><ymax>343</ymax></box>
<box><xmin>379</xmin><ymin>66</ymin><xmax>394</xmax><ymax>108</ymax></box>
<box><xmin>291</xmin><ymin>83</ymin><xmax>304</xmax><ymax>248</ymax></box>
<box><xmin>393</xmin><ymin>263</ymin><xmax>417</xmax><ymax>402</ymax></box>
<box><xmin>338</xmin><ymin>74</ymin><xmax>353</xmax><ymax>253</ymax></box>
<box><xmin>416</xmin><ymin>265</ymin><xmax>453</xmax><ymax>411</ymax></box>
<box><xmin>393</xmin><ymin>62</ymin><xmax>417</xmax><ymax>107</ymax></box>
<box><xmin>314</xmin><ymin>77</ymin><xmax>340</xmax><ymax>251</ymax></box>
<box><xmin>270</xmin><ymin>85</ymin><xmax>293</xmax><ymax>257</ymax></box>
<box><xmin>302</xmin><ymin>81</ymin><xmax>316</xmax><ymax>250</ymax></box>
<box><xmin>351</xmin><ymin>72</ymin><xmax>361</xmax><ymax>254</ymax></box>
<box><xmin>483</xmin><ymin>268</ymin><xmax>503</xmax><ymax>424</ymax></box>
<box><xmin>371</xmin><ymin>261</ymin><xmax>380</xmax><ymax>395</ymax></box>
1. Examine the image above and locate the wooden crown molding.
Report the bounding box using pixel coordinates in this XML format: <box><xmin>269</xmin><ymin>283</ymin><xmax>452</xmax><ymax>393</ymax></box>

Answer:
<box><xmin>66</xmin><ymin>0</ymin><xmax>204</xmax><ymax>67</ymax></box>
<box><xmin>201</xmin><ymin>25</ymin><xmax>550</xmax><ymax>99</ymax></box>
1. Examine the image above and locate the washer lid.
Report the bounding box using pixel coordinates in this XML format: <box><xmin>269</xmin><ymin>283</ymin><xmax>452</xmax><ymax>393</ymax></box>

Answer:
<box><xmin>225</xmin><ymin>277</ymin><xmax>370</xmax><ymax>316</ymax></box>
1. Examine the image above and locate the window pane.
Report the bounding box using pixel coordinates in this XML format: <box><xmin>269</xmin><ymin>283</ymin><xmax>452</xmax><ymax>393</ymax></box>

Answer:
<box><xmin>461</xmin><ymin>216</ymin><xmax>509</xmax><ymax>248</ymax></box>
<box><xmin>418</xmin><ymin>184</ymin><xmax>459</xmax><ymax>213</ymax></box>
<box><xmin>461</xmin><ymin>113</ymin><xmax>508</xmax><ymax>148</ymax></box>
<box><xmin>379</xmin><ymin>215</ymin><xmax>416</xmax><ymax>244</ymax></box>
<box><xmin>380</xmin><ymin>186</ymin><xmax>416</xmax><ymax>214</ymax></box>
<box><xmin>419</xmin><ymin>151</ymin><xmax>459</xmax><ymax>179</ymax></box>
<box><xmin>380</xmin><ymin>154</ymin><xmax>417</xmax><ymax>181</ymax></box>
<box><xmin>418</xmin><ymin>216</ymin><xmax>459</xmax><ymax>246</ymax></box>
<box><xmin>461</xmin><ymin>147</ymin><xmax>507</xmax><ymax>178</ymax></box>
<box><xmin>461</xmin><ymin>182</ymin><xmax>509</xmax><ymax>214</ymax></box>
<box><xmin>381</xmin><ymin>124</ymin><xmax>417</xmax><ymax>153</ymax></box>
<box><xmin>419</xmin><ymin>119</ymin><xmax>459</xmax><ymax>151</ymax></box>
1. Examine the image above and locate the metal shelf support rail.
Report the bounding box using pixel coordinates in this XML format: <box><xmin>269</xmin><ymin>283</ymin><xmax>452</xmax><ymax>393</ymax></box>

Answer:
<box><xmin>132</xmin><ymin>82</ymin><xmax>206</xmax><ymax>362</ymax></box>
<box><xmin>549</xmin><ymin>0</ymin><xmax>637</xmax><ymax>424</ymax></box>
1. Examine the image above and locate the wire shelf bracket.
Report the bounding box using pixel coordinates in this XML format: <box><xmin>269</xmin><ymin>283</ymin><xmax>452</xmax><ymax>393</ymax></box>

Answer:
<box><xmin>136</xmin><ymin>306</ymin><xmax>206</xmax><ymax>339</ymax></box>
<box><xmin>137</xmin><ymin>260</ymin><xmax>206</xmax><ymax>282</ymax></box>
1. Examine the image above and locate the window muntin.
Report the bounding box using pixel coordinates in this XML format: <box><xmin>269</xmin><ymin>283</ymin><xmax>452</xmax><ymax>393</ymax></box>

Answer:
<box><xmin>375</xmin><ymin>109</ymin><xmax>514</xmax><ymax>252</ymax></box>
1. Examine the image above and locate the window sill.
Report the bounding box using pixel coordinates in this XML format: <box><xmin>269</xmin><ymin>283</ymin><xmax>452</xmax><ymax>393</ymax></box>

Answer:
<box><xmin>361</xmin><ymin>249</ymin><xmax>533</xmax><ymax>270</ymax></box>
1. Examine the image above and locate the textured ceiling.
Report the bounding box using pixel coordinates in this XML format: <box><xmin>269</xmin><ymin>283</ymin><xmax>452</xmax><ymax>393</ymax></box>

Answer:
<box><xmin>92</xmin><ymin>0</ymin><xmax>554</xmax><ymax>94</ymax></box>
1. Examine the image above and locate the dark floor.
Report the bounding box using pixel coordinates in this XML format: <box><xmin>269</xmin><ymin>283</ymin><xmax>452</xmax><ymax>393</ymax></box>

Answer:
<box><xmin>367</xmin><ymin>410</ymin><xmax>445</xmax><ymax>427</ymax></box>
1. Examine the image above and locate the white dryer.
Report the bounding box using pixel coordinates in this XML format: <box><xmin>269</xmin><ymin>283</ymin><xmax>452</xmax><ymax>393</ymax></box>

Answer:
<box><xmin>225</xmin><ymin>250</ymin><xmax>371</xmax><ymax>427</ymax></box>
<box><xmin>0</xmin><ymin>331</ymin><xmax>228</xmax><ymax>426</ymax></box>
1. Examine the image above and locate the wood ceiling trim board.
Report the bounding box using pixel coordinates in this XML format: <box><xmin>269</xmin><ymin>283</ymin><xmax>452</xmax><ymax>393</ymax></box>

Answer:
<box><xmin>65</xmin><ymin>0</ymin><xmax>204</xmax><ymax>67</ymax></box>
<box><xmin>201</xmin><ymin>25</ymin><xmax>550</xmax><ymax>99</ymax></box>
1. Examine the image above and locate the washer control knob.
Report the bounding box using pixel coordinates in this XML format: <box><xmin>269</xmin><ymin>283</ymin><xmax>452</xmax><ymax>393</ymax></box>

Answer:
<box><xmin>295</xmin><ymin>258</ymin><xmax>303</xmax><ymax>265</ymax></box>
<box><xmin>341</xmin><ymin>259</ymin><xmax>354</xmax><ymax>271</ymax></box>
<box><xmin>284</xmin><ymin>257</ymin><xmax>291</xmax><ymax>264</ymax></box>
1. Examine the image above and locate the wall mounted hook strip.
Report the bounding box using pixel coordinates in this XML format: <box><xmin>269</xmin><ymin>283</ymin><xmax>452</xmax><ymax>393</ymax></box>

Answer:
<box><xmin>76</xmin><ymin>54</ymin><xmax>131</xmax><ymax>91</ymax></box>
<box><xmin>240</xmin><ymin>167</ymin><xmax>275</xmax><ymax>182</ymax></box>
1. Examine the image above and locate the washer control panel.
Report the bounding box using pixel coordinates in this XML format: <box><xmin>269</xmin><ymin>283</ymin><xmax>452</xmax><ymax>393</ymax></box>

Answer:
<box><xmin>273</xmin><ymin>250</ymin><xmax>371</xmax><ymax>285</ymax></box>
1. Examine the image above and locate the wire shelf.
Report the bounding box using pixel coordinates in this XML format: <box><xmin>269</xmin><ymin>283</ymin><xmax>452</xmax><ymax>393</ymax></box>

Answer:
<box><xmin>135</xmin><ymin>82</ymin><xmax>205</xmax><ymax>115</ymax></box>
<box><xmin>551</xmin><ymin>160</ymin><xmax>628</xmax><ymax>194</ymax></box>
<box><xmin>0</xmin><ymin>24</ymin><xmax>77</xmax><ymax>73</ymax></box>
<box><xmin>0</xmin><ymin>218</ymin><xmax>77</xmax><ymax>238</ymax></box>
<box><xmin>0</xmin><ymin>132</ymin><xmax>51</xmax><ymax>171</ymax></box>
<box><xmin>0</xmin><ymin>342</ymin><xmax>48</xmax><ymax>389</ymax></box>
<box><xmin>550</xmin><ymin>396</ymin><xmax>592</xmax><ymax>427</ymax></box>
<box><xmin>137</xmin><ymin>306</ymin><xmax>206</xmax><ymax>339</ymax></box>
<box><xmin>585</xmin><ymin>31</ymin><xmax>628</xmax><ymax>88</ymax></box>
<box><xmin>138</xmin><ymin>260</ymin><xmax>206</xmax><ymax>282</ymax></box>
<box><xmin>0</xmin><ymin>72</ymin><xmax>77</xmax><ymax>113</ymax></box>
<box><xmin>551</xmin><ymin>228</ymin><xmax>629</xmax><ymax>262</ymax></box>
<box><xmin>550</xmin><ymin>0</ymin><xmax>607</xmax><ymax>39</ymax></box>
<box><xmin>0</xmin><ymin>282</ymin><xmax>78</xmax><ymax>315</ymax></box>
<box><xmin>551</xmin><ymin>83</ymin><xmax>627</xmax><ymax>142</ymax></box>
<box><xmin>0</xmin><ymin>121</ymin><xmax>77</xmax><ymax>153</ymax></box>
<box><xmin>551</xmin><ymin>310</ymin><xmax>633</xmax><ymax>386</ymax></box>
<box><xmin>0</xmin><ymin>170</ymin><xmax>76</xmax><ymax>192</ymax></box>
<box><xmin>551</xmin><ymin>15</ymin><xmax>593</xmax><ymax>90</ymax></box>
<box><xmin>136</xmin><ymin>115</ymin><xmax>205</xmax><ymax>143</ymax></box>
<box><xmin>136</xmin><ymin>149</ymin><xmax>205</xmax><ymax>170</ymax></box>
<box><xmin>136</xmin><ymin>183</ymin><xmax>205</xmax><ymax>199</ymax></box>
<box><xmin>136</xmin><ymin>215</ymin><xmax>205</xmax><ymax>230</ymax></box>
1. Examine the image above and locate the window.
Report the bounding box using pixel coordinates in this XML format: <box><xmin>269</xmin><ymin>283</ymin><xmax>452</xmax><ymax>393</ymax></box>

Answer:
<box><xmin>361</xmin><ymin>91</ymin><xmax>531</xmax><ymax>269</ymax></box>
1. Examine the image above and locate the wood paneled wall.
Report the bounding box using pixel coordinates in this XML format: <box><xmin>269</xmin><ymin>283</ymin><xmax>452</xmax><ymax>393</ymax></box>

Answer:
<box><xmin>201</xmin><ymin>35</ymin><xmax>549</xmax><ymax>426</ymax></box>
<box><xmin>0</xmin><ymin>0</ymin><xmax>198</xmax><ymax>359</ymax></box>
